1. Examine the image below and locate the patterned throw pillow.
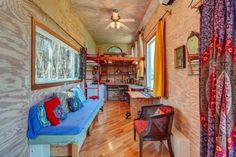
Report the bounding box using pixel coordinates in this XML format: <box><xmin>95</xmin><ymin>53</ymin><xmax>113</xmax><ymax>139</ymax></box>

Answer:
<box><xmin>67</xmin><ymin>98</ymin><xmax>80</xmax><ymax>112</ymax></box>
<box><xmin>53</xmin><ymin>92</ymin><xmax>70</xmax><ymax>113</ymax></box>
<box><xmin>67</xmin><ymin>92</ymin><xmax>83</xmax><ymax>112</ymax></box>
<box><xmin>53</xmin><ymin>104</ymin><xmax>67</xmax><ymax>121</ymax></box>
<box><xmin>71</xmin><ymin>87</ymin><xmax>86</xmax><ymax>103</ymax></box>
<box><xmin>64</xmin><ymin>91</ymin><xmax>74</xmax><ymax>98</ymax></box>
<box><xmin>37</xmin><ymin>102</ymin><xmax>51</xmax><ymax>127</ymax></box>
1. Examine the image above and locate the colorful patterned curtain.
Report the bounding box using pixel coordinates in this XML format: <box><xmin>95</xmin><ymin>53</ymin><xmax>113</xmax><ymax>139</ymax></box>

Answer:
<box><xmin>200</xmin><ymin>0</ymin><xmax>236</xmax><ymax>156</ymax></box>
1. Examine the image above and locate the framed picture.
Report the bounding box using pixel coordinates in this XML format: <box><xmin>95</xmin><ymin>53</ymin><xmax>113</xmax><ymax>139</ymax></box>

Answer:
<box><xmin>31</xmin><ymin>17</ymin><xmax>82</xmax><ymax>90</ymax></box>
<box><xmin>174</xmin><ymin>45</ymin><xmax>186</xmax><ymax>69</ymax></box>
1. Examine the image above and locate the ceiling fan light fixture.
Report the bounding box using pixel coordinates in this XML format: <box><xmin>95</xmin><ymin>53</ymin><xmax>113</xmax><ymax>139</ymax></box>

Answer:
<box><xmin>105</xmin><ymin>9</ymin><xmax>134</xmax><ymax>30</ymax></box>
<box><xmin>112</xmin><ymin>9</ymin><xmax>119</xmax><ymax>20</ymax></box>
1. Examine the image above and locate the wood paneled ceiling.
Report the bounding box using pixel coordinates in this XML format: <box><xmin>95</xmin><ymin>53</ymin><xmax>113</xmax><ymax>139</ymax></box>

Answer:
<box><xmin>71</xmin><ymin>0</ymin><xmax>152</xmax><ymax>44</ymax></box>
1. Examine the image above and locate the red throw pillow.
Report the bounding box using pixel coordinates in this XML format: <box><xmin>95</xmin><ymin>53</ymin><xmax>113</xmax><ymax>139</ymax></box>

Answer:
<box><xmin>44</xmin><ymin>97</ymin><xmax>61</xmax><ymax>126</ymax></box>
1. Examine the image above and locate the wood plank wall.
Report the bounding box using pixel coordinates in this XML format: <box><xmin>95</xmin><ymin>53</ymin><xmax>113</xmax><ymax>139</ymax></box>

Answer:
<box><xmin>32</xmin><ymin>0</ymin><xmax>97</xmax><ymax>53</ymax></box>
<box><xmin>0</xmin><ymin>0</ymin><xmax>94</xmax><ymax>156</ymax></box>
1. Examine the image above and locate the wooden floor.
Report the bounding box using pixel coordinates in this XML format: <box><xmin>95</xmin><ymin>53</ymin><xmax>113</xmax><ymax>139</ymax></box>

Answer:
<box><xmin>80</xmin><ymin>101</ymin><xmax>170</xmax><ymax>157</ymax></box>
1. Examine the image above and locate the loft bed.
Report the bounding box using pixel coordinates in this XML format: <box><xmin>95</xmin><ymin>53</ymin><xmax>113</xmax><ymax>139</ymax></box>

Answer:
<box><xmin>86</xmin><ymin>52</ymin><xmax>144</xmax><ymax>101</ymax></box>
<box><xmin>86</xmin><ymin>51</ymin><xmax>144</xmax><ymax>84</ymax></box>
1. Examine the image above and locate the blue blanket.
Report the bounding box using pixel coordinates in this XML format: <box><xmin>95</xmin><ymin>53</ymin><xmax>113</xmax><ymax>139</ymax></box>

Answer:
<box><xmin>27</xmin><ymin>99</ymin><xmax>102</xmax><ymax>139</ymax></box>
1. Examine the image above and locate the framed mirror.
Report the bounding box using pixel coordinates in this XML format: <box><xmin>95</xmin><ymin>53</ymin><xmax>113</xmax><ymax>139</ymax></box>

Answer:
<box><xmin>186</xmin><ymin>31</ymin><xmax>199</xmax><ymax>75</ymax></box>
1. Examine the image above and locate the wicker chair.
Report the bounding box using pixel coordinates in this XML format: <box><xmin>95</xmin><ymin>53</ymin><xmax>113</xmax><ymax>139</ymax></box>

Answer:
<box><xmin>134</xmin><ymin>105</ymin><xmax>174</xmax><ymax>157</ymax></box>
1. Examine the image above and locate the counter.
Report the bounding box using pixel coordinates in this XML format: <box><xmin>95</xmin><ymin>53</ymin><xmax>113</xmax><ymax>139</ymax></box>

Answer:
<box><xmin>128</xmin><ymin>91</ymin><xmax>160</xmax><ymax>120</ymax></box>
<box><xmin>104</xmin><ymin>83</ymin><xmax>145</xmax><ymax>101</ymax></box>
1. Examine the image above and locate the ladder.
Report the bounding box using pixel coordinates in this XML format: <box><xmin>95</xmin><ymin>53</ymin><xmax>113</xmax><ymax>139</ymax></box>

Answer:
<box><xmin>84</xmin><ymin>51</ymin><xmax>100</xmax><ymax>100</ymax></box>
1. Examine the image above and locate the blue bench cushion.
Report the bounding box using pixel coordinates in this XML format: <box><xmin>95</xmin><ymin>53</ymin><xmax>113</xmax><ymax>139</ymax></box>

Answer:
<box><xmin>27</xmin><ymin>99</ymin><xmax>103</xmax><ymax>139</ymax></box>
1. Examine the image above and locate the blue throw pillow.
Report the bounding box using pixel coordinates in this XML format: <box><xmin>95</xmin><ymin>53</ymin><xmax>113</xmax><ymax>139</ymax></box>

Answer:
<box><xmin>28</xmin><ymin>106</ymin><xmax>41</xmax><ymax>135</ymax></box>
<box><xmin>71</xmin><ymin>87</ymin><xmax>86</xmax><ymax>103</ymax></box>
<box><xmin>53</xmin><ymin>104</ymin><xmax>67</xmax><ymax>121</ymax></box>
<box><xmin>67</xmin><ymin>93</ymin><xmax>83</xmax><ymax>112</ymax></box>
<box><xmin>67</xmin><ymin>98</ymin><xmax>80</xmax><ymax>112</ymax></box>
<box><xmin>37</xmin><ymin>102</ymin><xmax>51</xmax><ymax>127</ymax></box>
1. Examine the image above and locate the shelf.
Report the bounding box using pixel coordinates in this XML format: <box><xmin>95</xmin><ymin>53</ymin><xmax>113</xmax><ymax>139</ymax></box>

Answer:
<box><xmin>100</xmin><ymin>73</ymin><xmax>136</xmax><ymax>76</ymax></box>
<box><xmin>100</xmin><ymin>73</ymin><xmax>108</xmax><ymax>75</ymax></box>
<box><xmin>100</xmin><ymin>56</ymin><xmax>144</xmax><ymax>62</ymax></box>
<box><xmin>97</xmin><ymin>55</ymin><xmax>138</xmax><ymax>85</ymax></box>
<box><xmin>87</xmin><ymin>55</ymin><xmax>144</xmax><ymax>63</ymax></box>
<box><xmin>100</xmin><ymin>63</ymin><xmax>135</xmax><ymax>66</ymax></box>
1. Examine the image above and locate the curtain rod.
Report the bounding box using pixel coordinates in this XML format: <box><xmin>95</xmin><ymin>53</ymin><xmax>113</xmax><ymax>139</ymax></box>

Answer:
<box><xmin>190</xmin><ymin>0</ymin><xmax>204</xmax><ymax>9</ymax></box>
<box><xmin>144</xmin><ymin>10</ymin><xmax>172</xmax><ymax>41</ymax></box>
<box><xmin>32</xmin><ymin>1</ymin><xmax>84</xmax><ymax>49</ymax></box>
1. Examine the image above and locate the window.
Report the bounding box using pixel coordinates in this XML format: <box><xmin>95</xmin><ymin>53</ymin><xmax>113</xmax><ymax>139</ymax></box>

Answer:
<box><xmin>147</xmin><ymin>37</ymin><xmax>156</xmax><ymax>89</ymax></box>
<box><xmin>31</xmin><ymin>17</ymin><xmax>81</xmax><ymax>90</ymax></box>
<box><xmin>35</xmin><ymin>26</ymin><xmax>80</xmax><ymax>84</ymax></box>
<box><xmin>108</xmin><ymin>46</ymin><xmax>122</xmax><ymax>53</ymax></box>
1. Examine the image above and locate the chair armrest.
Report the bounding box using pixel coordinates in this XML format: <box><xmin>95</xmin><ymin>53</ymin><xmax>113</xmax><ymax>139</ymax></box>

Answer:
<box><xmin>141</xmin><ymin>104</ymin><xmax>163</xmax><ymax>109</ymax></box>
<box><xmin>150</xmin><ymin>111</ymin><xmax>174</xmax><ymax>119</ymax></box>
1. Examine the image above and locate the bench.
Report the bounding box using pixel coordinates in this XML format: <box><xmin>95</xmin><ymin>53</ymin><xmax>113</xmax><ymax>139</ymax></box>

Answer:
<box><xmin>27</xmin><ymin>94</ymin><xmax>103</xmax><ymax>157</ymax></box>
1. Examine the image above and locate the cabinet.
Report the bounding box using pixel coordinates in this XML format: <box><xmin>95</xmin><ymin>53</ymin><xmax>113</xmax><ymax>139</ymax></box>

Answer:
<box><xmin>30</xmin><ymin>144</ymin><xmax>50</xmax><ymax>157</ymax></box>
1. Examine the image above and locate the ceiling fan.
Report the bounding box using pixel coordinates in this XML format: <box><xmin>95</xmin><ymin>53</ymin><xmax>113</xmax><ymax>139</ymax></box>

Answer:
<box><xmin>105</xmin><ymin>9</ymin><xmax>135</xmax><ymax>30</ymax></box>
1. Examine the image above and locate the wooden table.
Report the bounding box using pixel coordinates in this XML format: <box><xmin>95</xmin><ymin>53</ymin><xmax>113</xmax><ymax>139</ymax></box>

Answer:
<box><xmin>128</xmin><ymin>91</ymin><xmax>160</xmax><ymax>120</ymax></box>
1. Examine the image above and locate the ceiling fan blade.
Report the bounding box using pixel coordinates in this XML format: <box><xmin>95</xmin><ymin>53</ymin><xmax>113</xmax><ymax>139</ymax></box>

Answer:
<box><xmin>119</xmin><ymin>19</ymin><xmax>135</xmax><ymax>22</ymax></box>
<box><xmin>105</xmin><ymin>23</ymin><xmax>111</xmax><ymax>29</ymax></box>
<box><xmin>105</xmin><ymin>22</ymin><xmax>115</xmax><ymax>29</ymax></box>
<box><xmin>119</xmin><ymin>23</ymin><xmax>129</xmax><ymax>30</ymax></box>
<box><xmin>104</xmin><ymin>19</ymin><xmax>111</xmax><ymax>22</ymax></box>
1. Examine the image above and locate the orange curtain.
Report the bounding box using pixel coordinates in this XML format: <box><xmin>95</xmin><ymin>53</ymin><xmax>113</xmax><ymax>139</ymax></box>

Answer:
<box><xmin>153</xmin><ymin>19</ymin><xmax>167</xmax><ymax>97</ymax></box>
